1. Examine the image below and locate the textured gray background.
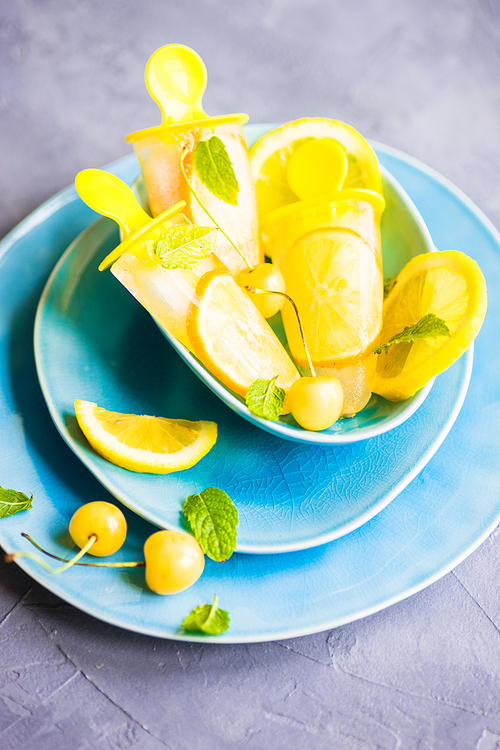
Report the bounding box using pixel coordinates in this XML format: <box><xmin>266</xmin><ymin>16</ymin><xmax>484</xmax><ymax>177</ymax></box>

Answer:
<box><xmin>2</xmin><ymin>0</ymin><xmax>500</xmax><ymax>748</ymax></box>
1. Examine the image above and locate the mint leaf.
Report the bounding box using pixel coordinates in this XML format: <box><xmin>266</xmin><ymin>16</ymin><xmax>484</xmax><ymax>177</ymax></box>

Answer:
<box><xmin>0</xmin><ymin>488</ymin><xmax>33</xmax><ymax>519</ymax></box>
<box><xmin>372</xmin><ymin>313</ymin><xmax>450</xmax><ymax>354</ymax></box>
<box><xmin>183</xmin><ymin>487</ymin><xmax>238</xmax><ymax>562</ymax></box>
<box><xmin>193</xmin><ymin>136</ymin><xmax>239</xmax><ymax>206</ymax></box>
<box><xmin>154</xmin><ymin>225</ymin><xmax>217</xmax><ymax>269</ymax></box>
<box><xmin>383</xmin><ymin>275</ymin><xmax>397</xmax><ymax>299</ymax></box>
<box><xmin>246</xmin><ymin>376</ymin><xmax>285</xmax><ymax>421</ymax></box>
<box><xmin>181</xmin><ymin>595</ymin><xmax>230</xmax><ymax>636</ymax></box>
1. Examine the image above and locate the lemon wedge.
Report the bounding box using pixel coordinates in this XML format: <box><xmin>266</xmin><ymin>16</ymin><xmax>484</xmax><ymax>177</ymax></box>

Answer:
<box><xmin>75</xmin><ymin>400</ymin><xmax>217</xmax><ymax>474</ymax></box>
<box><xmin>373</xmin><ymin>250</ymin><xmax>487</xmax><ymax>401</ymax></box>
<box><xmin>186</xmin><ymin>270</ymin><xmax>299</xmax><ymax>398</ymax></box>
<box><xmin>249</xmin><ymin>118</ymin><xmax>383</xmax><ymax>219</ymax></box>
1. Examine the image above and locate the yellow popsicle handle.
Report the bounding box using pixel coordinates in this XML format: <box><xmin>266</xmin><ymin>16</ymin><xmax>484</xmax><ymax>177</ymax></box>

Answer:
<box><xmin>75</xmin><ymin>169</ymin><xmax>151</xmax><ymax>237</ymax></box>
<box><xmin>97</xmin><ymin>200</ymin><xmax>187</xmax><ymax>272</ymax></box>
<box><xmin>286</xmin><ymin>138</ymin><xmax>349</xmax><ymax>201</ymax></box>
<box><xmin>145</xmin><ymin>44</ymin><xmax>208</xmax><ymax>125</ymax></box>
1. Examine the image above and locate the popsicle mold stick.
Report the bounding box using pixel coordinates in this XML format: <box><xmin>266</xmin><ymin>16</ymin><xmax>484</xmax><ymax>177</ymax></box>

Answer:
<box><xmin>126</xmin><ymin>44</ymin><xmax>248</xmax><ymax>142</ymax></box>
<box><xmin>75</xmin><ymin>169</ymin><xmax>151</xmax><ymax>237</ymax></box>
<box><xmin>74</xmin><ymin>168</ymin><xmax>186</xmax><ymax>271</ymax></box>
<box><xmin>146</xmin><ymin>44</ymin><xmax>208</xmax><ymax>125</ymax></box>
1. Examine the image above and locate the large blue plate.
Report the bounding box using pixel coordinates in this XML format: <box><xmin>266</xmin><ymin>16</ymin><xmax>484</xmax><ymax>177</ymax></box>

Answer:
<box><xmin>0</xmin><ymin>140</ymin><xmax>497</xmax><ymax>642</ymax></box>
<box><xmin>31</xmin><ymin>127</ymin><xmax>465</xmax><ymax>554</ymax></box>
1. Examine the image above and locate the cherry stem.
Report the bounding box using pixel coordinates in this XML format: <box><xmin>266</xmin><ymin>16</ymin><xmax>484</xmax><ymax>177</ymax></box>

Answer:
<box><xmin>6</xmin><ymin>534</ymin><xmax>96</xmax><ymax>574</ymax></box>
<box><xmin>5</xmin><ymin>533</ymin><xmax>145</xmax><ymax>570</ymax></box>
<box><xmin>206</xmin><ymin>594</ymin><xmax>219</xmax><ymax>626</ymax></box>
<box><xmin>180</xmin><ymin>149</ymin><xmax>252</xmax><ymax>270</ymax></box>
<box><xmin>245</xmin><ymin>286</ymin><xmax>317</xmax><ymax>377</ymax></box>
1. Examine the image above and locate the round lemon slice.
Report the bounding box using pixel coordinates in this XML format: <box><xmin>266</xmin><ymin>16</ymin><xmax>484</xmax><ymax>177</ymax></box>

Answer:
<box><xmin>249</xmin><ymin>117</ymin><xmax>383</xmax><ymax>219</ymax></box>
<box><xmin>373</xmin><ymin>250</ymin><xmax>487</xmax><ymax>401</ymax></box>
<box><xmin>187</xmin><ymin>270</ymin><xmax>299</xmax><ymax>398</ymax></box>
<box><xmin>277</xmin><ymin>226</ymin><xmax>383</xmax><ymax>365</ymax></box>
<box><xmin>75</xmin><ymin>400</ymin><xmax>217</xmax><ymax>474</ymax></box>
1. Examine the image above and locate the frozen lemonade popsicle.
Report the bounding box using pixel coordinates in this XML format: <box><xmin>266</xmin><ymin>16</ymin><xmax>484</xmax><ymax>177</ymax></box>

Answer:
<box><xmin>126</xmin><ymin>44</ymin><xmax>262</xmax><ymax>274</ymax></box>
<box><xmin>75</xmin><ymin>168</ymin><xmax>221</xmax><ymax>351</ymax></box>
<box><xmin>255</xmin><ymin>131</ymin><xmax>385</xmax><ymax>415</ymax></box>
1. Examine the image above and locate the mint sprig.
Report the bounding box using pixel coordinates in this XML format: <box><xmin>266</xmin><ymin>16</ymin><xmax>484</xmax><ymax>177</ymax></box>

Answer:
<box><xmin>0</xmin><ymin>488</ymin><xmax>33</xmax><ymax>519</ymax></box>
<box><xmin>246</xmin><ymin>376</ymin><xmax>285</xmax><ymax>421</ymax></box>
<box><xmin>372</xmin><ymin>313</ymin><xmax>450</xmax><ymax>354</ymax></box>
<box><xmin>193</xmin><ymin>136</ymin><xmax>239</xmax><ymax>206</ymax></box>
<box><xmin>181</xmin><ymin>595</ymin><xmax>230</xmax><ymax>636</ymax></box>
<box><xmin>153</xmin><ymin>225</ymin><xmax>217</xmax><ymax>270</ymax></box>
<box><xmin>183</xmin><ymin>487</ymin><xmax>238</xmax><ymax>562</ymax></box>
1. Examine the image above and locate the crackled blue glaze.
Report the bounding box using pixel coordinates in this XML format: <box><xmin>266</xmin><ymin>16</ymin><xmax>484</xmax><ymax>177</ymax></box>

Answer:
<box><xmin>0</xmin><ymin>140</ymin><xmax>496</xmax><ymax>642</ymax></box>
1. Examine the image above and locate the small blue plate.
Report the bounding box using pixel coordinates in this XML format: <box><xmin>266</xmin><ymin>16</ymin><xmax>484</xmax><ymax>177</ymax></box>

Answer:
<box><xmin>0</xmin><ymin>141</ymin><xmax>495</xmax><ymax>642</ymax></box>
<box><xmin>32</xmin><ymin>128</ymin><xmax>470</xmax><ymax>554</ymax></box>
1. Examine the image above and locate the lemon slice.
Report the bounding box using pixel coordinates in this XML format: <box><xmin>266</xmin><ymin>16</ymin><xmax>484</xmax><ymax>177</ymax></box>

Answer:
<box><xmin>75</xmin><ymin>400</ymin><xmax>217</xmax><ymax>474</ymax></box>
<box><xmin>186</xmin><ymin>269</ymin><xmax>299</xmax><ymax>398</ymax></box>
<box><xmin>373</xmin><ymin>250</ymin><xmax>487</xmax><ymax>401</ymax></box>
<box><xmin>249</xmin><ymin>118</ymin><xmax>383</xmax><ymax>219</ymax></box>
<box><xmin>276</xmin><ymin>226</ymin><xmax>383</xmax><ymax>365</ymax></box>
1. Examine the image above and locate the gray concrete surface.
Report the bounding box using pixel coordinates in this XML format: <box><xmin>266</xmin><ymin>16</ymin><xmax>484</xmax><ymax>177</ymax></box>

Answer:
<box><xmin>2</xmin><ymin>0</ymin><xmax>500</xmax><ymax>747</ymax></box>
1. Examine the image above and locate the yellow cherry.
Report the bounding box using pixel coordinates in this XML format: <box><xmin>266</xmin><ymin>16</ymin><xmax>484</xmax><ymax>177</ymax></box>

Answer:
<box><xmin>69</xmin><ymin>501</ymin><xmax>127</xmax><ymax>557</ymax></box>
<box><xmin>144</xmin><ymin>530</ymin><xmax>205</xmax><ymax>595</ymax></box>
<box><xmin>289</xmin><ymin>376</ymin><xmax>344</xmax><ymax>431</ymax></box>
<box><xmin>236</xmin><ymin>262</ymin><xmax>286</xmax><ymax>318</ymax></box>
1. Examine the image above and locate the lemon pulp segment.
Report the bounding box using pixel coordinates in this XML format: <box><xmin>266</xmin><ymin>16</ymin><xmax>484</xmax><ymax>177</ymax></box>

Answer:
<box><xmin>95</xmin><ymin>410</ymin><xmax>201</xmax><ymax>452</ymax></box>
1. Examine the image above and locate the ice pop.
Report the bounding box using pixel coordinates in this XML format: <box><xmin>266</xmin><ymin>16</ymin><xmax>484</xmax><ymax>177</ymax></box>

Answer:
<box><xmin>261</xmin><ymin>138</ymin><xmax>385</xmax><ymax>415</ymax></box>
<box><xmin>126</xmin><ymin>44</ymin><xmax>262</xmax><ymax>275</ymax></box>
